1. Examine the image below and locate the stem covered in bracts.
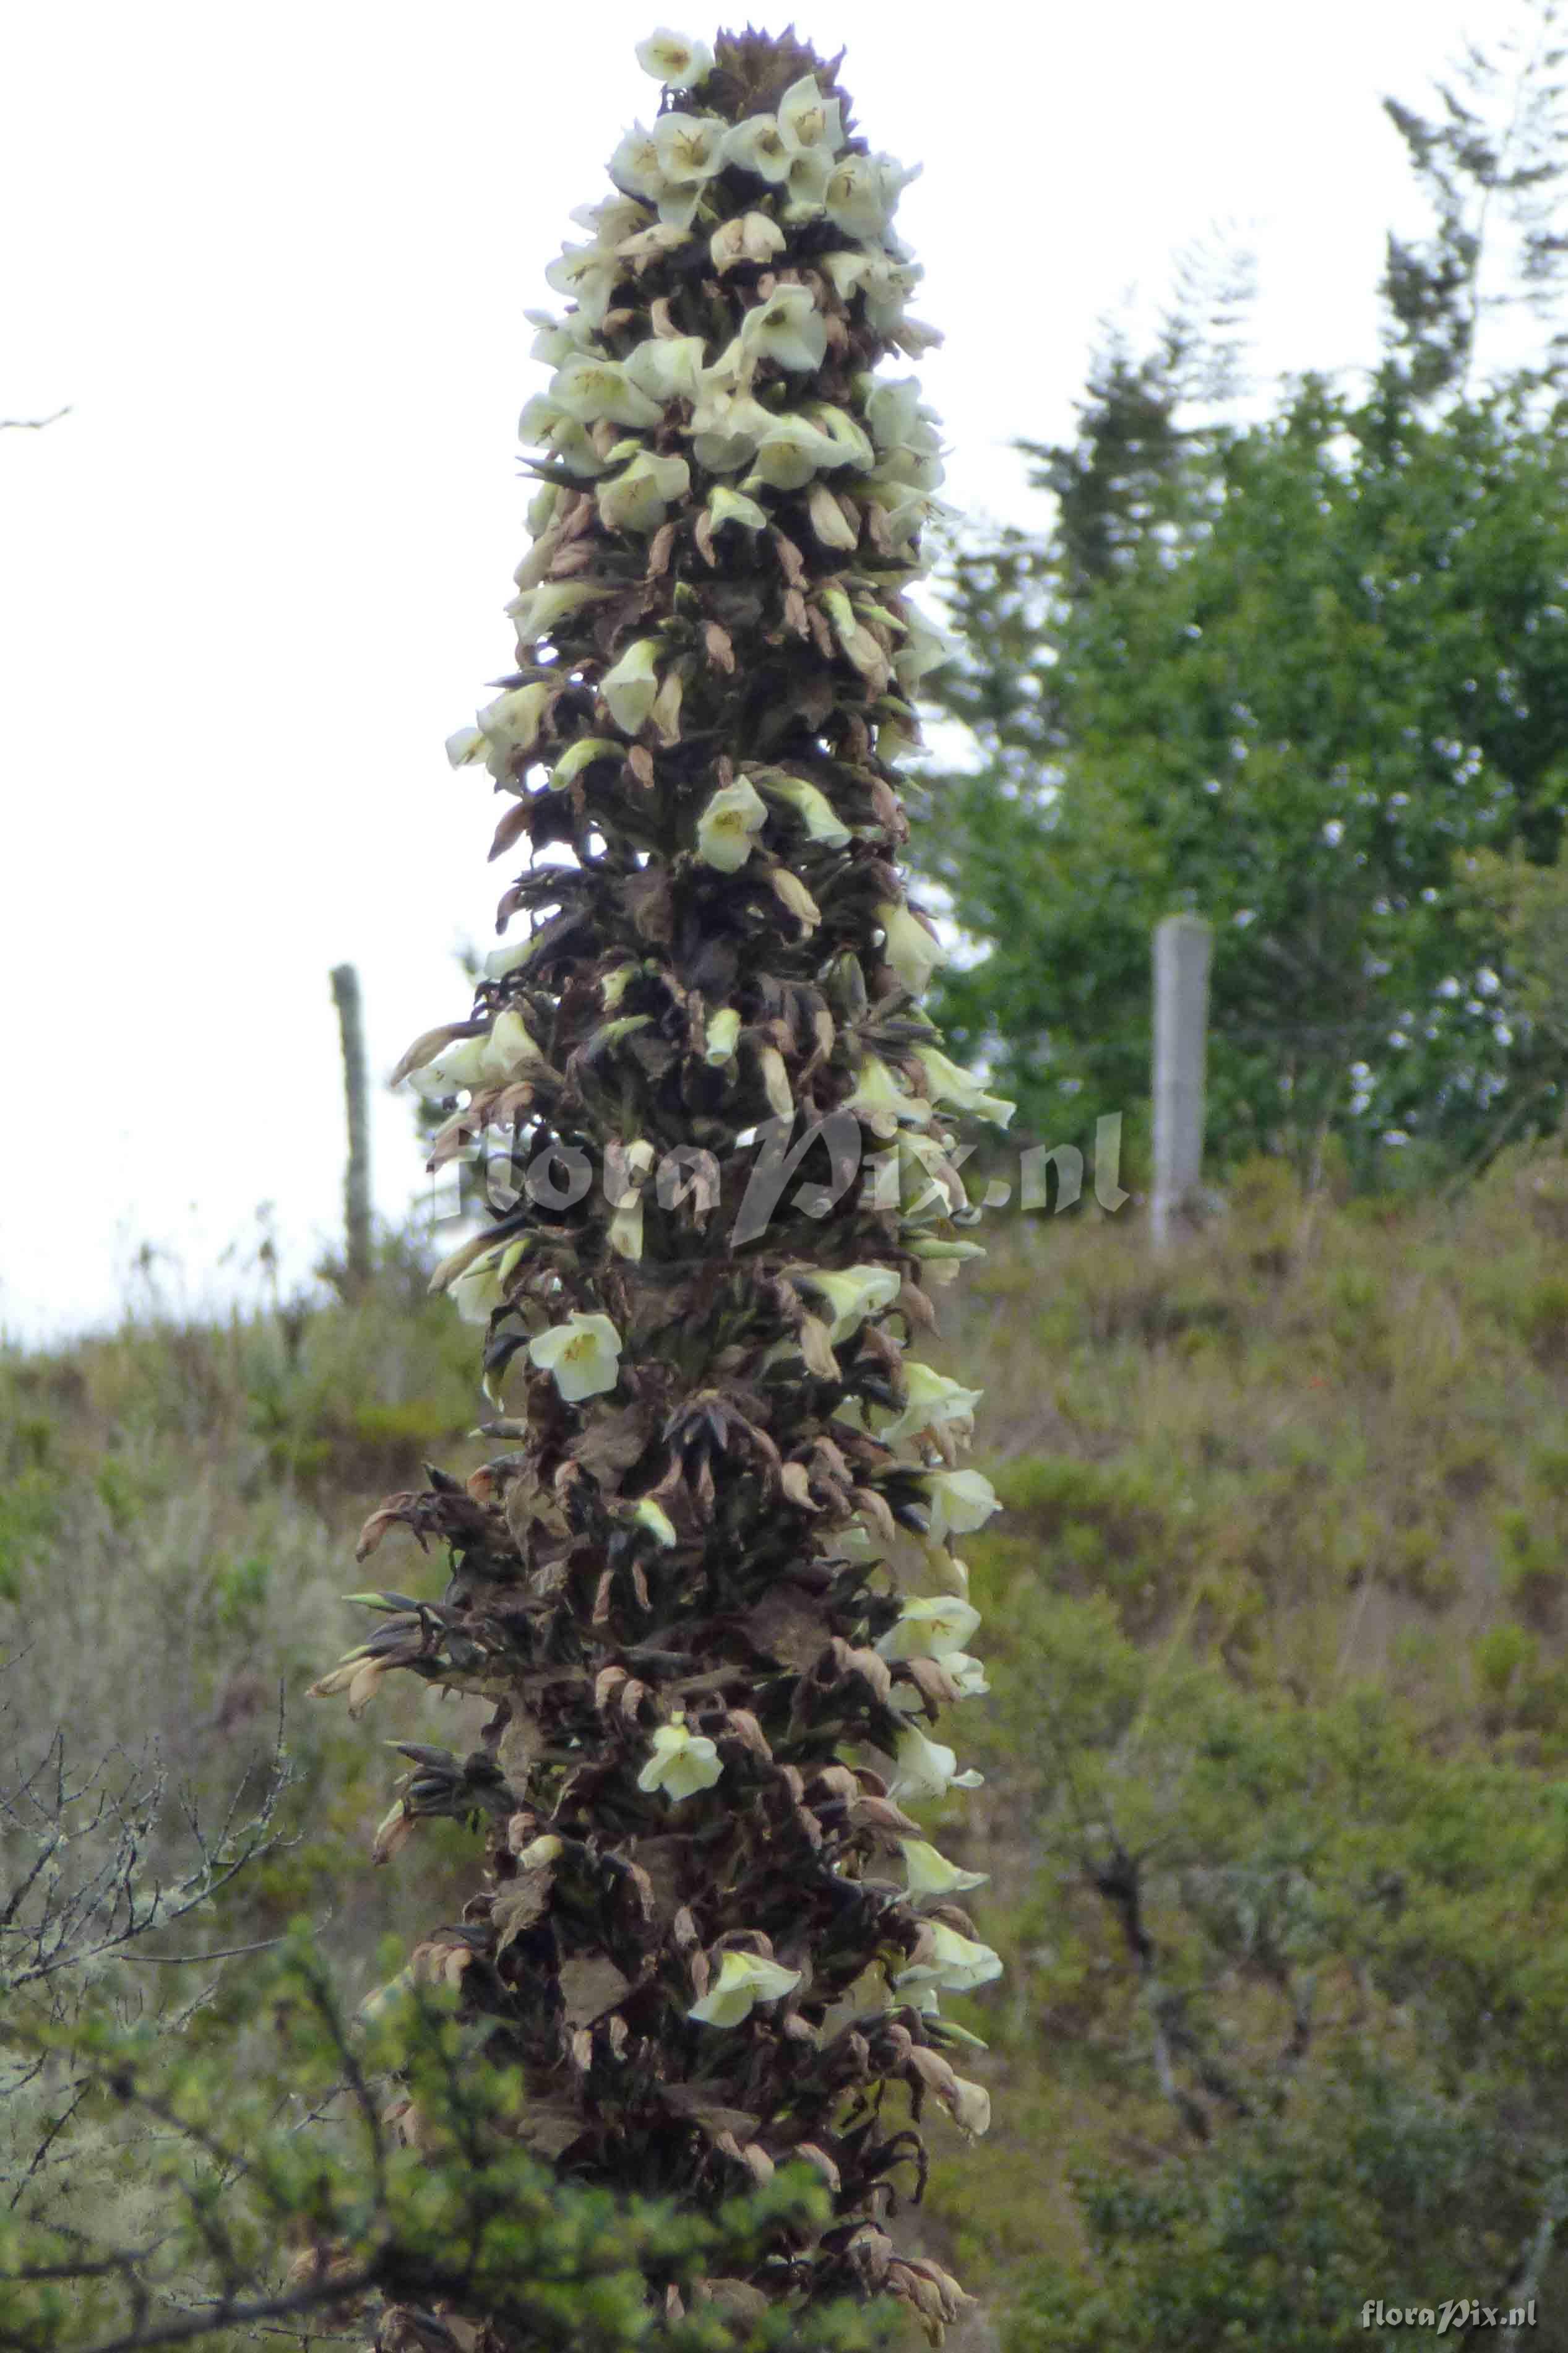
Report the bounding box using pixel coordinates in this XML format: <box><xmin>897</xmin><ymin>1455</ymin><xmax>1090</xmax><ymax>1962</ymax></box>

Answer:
<box><xmin>311</xmin><ymin>24</ymin><xmax>1012</xmax><ymax>2346</ymax></box>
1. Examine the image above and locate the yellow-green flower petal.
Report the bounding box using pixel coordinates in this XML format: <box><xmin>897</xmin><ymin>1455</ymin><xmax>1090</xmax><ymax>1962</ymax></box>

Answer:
<box><xmin>875</xmin><ymin>1594</ymin><xmax>982</xmax><ymax>1662</ymax></box>
<box><xmin>696</xmin><ymin>777</ymin><xmax>768</xmax><ymax>871</ymax></box>
<box><xmin>635</xmin><ymin>27</ymin><xmax>713</xmax><ymax>89</ymax></box>
<box><xmin>637</xmin><ymin>1711</ymin><xmax>723</xmax><ymax>1798</ymax></box>
<box><xmin>528</xmin><ymin>1312</ymin><xmax>623</xmax><ymax>1402</ymax></box>
<box><xmin>600</xmin><ymin>639</ymin><xmax>662</xmax><ymax>735</ymax></box>
<box><xmin>687</xmin><ymin>1948</ymin><xmax>803</xmax><ymax>2026</ymax></box>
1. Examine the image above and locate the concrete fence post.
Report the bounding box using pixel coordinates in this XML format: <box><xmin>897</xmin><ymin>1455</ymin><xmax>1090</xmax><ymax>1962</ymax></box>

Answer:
<box><xmin>330</xmin><ymin>962</ymin><xmax>373</xmax><ymax>1290</ymax></box>
<box><xmin>1152</xmin><ymin>914</ymin><xmax>1212</xmax><ymax>1250</ymax></box>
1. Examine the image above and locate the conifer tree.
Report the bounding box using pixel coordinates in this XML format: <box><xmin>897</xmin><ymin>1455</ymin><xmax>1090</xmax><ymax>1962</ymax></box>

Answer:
<box><xmin>309</xmin><ymin>25</ymin><xmax>1009</xmax><ymax>2346</ymax></box>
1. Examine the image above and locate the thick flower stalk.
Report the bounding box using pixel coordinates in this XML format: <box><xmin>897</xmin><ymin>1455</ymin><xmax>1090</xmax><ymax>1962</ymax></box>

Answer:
<box><xmin>311</xmin><ymin>26</ymin><xmax>1010</xmax><ymax>2346</ymax></box>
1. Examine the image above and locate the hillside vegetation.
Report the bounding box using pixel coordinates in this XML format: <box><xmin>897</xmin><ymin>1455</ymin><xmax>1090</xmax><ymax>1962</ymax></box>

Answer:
<box><xmin>8</xmin><ymin>1151</ymin><xmax>1568</xmax><ymax>2344</ymax></box>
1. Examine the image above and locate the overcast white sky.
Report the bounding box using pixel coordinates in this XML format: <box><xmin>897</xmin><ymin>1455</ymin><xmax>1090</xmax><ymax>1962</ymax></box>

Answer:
<box><xmin>1</xmin><ymin>0</ymin><xmax>1534</xmax><ymax>1343</ymax></box>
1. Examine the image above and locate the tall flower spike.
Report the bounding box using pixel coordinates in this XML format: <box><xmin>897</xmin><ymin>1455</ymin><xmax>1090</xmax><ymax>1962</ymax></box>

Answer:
<box><xmin>317</xmin><ymin>27</ymin><xmax>998</xmax><ymax>2349</ymax></box>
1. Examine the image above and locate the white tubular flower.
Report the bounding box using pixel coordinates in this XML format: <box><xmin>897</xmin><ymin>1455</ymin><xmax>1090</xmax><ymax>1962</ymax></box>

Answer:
<box><xmin>696</xmin><ymin>777</ymin><xmax>768</xmax><ymax>871</ymax></box>
<box><xmin>438</xmin><ymin>1227</ymin><xmax>524</xmax><ymax>1318</ymax></box>
<box><xmin>896</xmin><ymin>1129</ymin><xmax>970</xmax><ymax>1219</ymax></box>
<box><xmin>571</xmin><ymin>192</ymin><xmax>653</xmax><ymax>244</ymax></box>
<box><xmin>450</xmin><ymin>1257</ymin><xmax>507</xmax><ymax>1326</ymax></box>
<box><xmin>411</xmin><ymin>1007</ymin><xmax>543</xmax><ymax>1100</ymax></box>
<box><xmin>599</xmin><ymin>964</ymin><xmax>640</xmax><ymax>1012</ymax></box>
<box><xmin>633</xmin><ymin>1496</ymin><xmax>679</xmax><ymax>1547</ymax></box>
<box><xmin>653</xmin><ymin>112</ymin><xmax>728</xmax><ymax>189</ymax></box>
<box><xmin>624</xmin><ymin>334</ymin><xmax>707</xmax><ymax>404</ymax></box>
<box><xmin>949</xmin><ymin>2078</ymin><xmax>992</xmax><ymax>2139</ymax></box>
<box><xmin>915</xmin><ymin>1045</ymin><xmax>1015</xmax><ymax>1128</ymax></box>
<box><xmin>653</xmin><ymin>179</ymin><xmax>707</xmax><ymax>233</ymax></box>
<box><xmin>608</xmin><ymin>1189</ymin><xmax>646</xmax><ymax>1261</ymax></box>
<box><xmin>895</xmin><ymin>609</ymin><xmax>959</xmax><ymax>689</ymax></box>
<box><xmin>880</xmin><ymin>1362</ymin><xmax>984</xmax><ymax>1445</ymax></box>
<box><xmin>876</xmin><ymin>152</ymin><xmax>924</xmax><ymax>211</ymax></box>
<box><xmin>887</xmin><ymin>1725</ymin><xmax>985</xmax><ymax>1805</ymax></box>
<box><xmin>877</xmin><ymin>900</ymin><xmax>949</xmax><ymax>996</ymax></box>
<box><xmin>706</xmin><ymin>484</ymin><xmax>770</xmax><ymax>533</ymax></box>
<box><xmin>689</xmin><ymin>1949</ymin><xmax>803</xmax><ymax>2027</ymax></box>
<box><xmin>548</xmin><ymin>735</ymin><xmax>622</xmax><ymax>789</ymax></box>
<box><xmin>598</xmin><ymin>450</ymin><xmax>692</xmax><ymax>535</ymax></box>
<box><xmin>549</xmin><ymin>356</ymin><xmax>663</xmax><ymax>430</ymax></box>
<box><xmin>875</xmin><ymin>1594</ymin><xmax>982</xmax><ymax>1662</ymax></box>
<box><xmin>865</xmin><ymin>376</ymin><xmax>942</xmax><ymax>455</ymax></box>
<box><xmin>859</xmin><ymin>253</ymin><xmax>924</xmax><ymax>334</ymax></box>
<box><xmin>783</xmin><ymin>149</ymin><xmax>834</xmax><ymax>213</ymax></box>
<box><xmin>777</xmin><ymin>73</ymin><xmax>844</xmax><ymax>159</ymax></box>
<box><xmin>482</xmin><ymin>936</ymin><xmax>534</xmax><ymax>982</ymax></box>
<box><xmin>462</xmin><ymin>683</ymin><xmax>554</xmax><ymax>776</ymax></box>
<box><xmin>923</xmin><ymin>1552</ymin><xmax>970</xmax><ymax>1597</ymax></box>
<box><xmin>543</xmin><ymin>244</ymin><xmax>623</xmax><ymax>329</ymax></box>
<box><xmin>824</xmin><ymin>153</ymin><xmax>890</xmax><ymax>240</ymax></box>
<box><xmin>894</xmin><ymin>1922</ymin><xmax>1002</xmax><ymax>1993</ymax></box>
<box><xmin>608</xmin><ymin>122</ymin><xmax>668</xmax><ymax>202</ymax></box>
<box><xmin>723</xmin><ymin>112</ymin><xmax>793</xmax><ymax>182</ymax></box>
<box><xmin>704</xmin><ymin>1006</ymin><xmax>741</xmax><ymax>1064</ymax></box>
<box><xmin>740</xmin><ymin>284</ymin><xmax>828</xmax><ymax>373</ymax></box>
<box><xmin>846</xmin><ymin>1058</ymin><xmax>929</xmax><ymax>1141</ymax></box>
<box><xmin>899</xmin><ymin>1838</ymin><xmax>991</xmax><ymax>1902</ymax></box>
<box><xmin>759</xmin><ymin>770</ymin><xmax>851</xmax><ymax>845</ymax></box>
<box><xmin>869</xmin><ymin>443</ymin><xmax>945</xmax><ymax>496</ymax></box>
<box><xmin>803</xmin><ymin>402</ymin><xmax>876</xmax><ymax>468</ymax></box>
<box><xmin>821</xmin><ymin>249</ymin><xmax>873</xmax><ymax>301</ymax></box>
<box><xmin>600</xmin><ymin>639</ymin><xmax>663</xmax><ymax>735</ymax></box>
<box><xmin>636</xmin><ymin>1709</ymin><xmax>723</xmax><ymax>1800</ymax></box>
<box><xmin>942</xmin><ymin>1652</ymin><xmax>991</xmax><ymax>1699</ymax></box>
<box><xmin>527</xmin><ymin>1311</ymin><xmax>624</xmax><ymax>1402</ymax></box>
<box><xmin>507</xmin><ymin>581</ymin><xmax>614</xmax><ymax>645</ymax></box>
<box><xmin>746</xmin><ymin>417</ymin><xmax>846</xmax><ymax>492</ymax></box>
<box><xmin>793</xmin><ymin>1264</ymin><xmax>902</xmax><ymax>1342</ymax></box>
<box><xmin>690</xmin><ymin>387</ymin><xmax>776</xmax><ymax>472</ymax></box>
<box><xmin>635</xmin><ymin>27</ymin><xmax>714</xmax><ymax>87</ymax></box>
<box><xmin>485</xmin><ymin>1006</ymin><xmax>549</xmax><ymax>1082</ymax></box>
<box><xmin>921</xmin><ymin>1468</ymin><xmax>1001</xmax><ymax>1545</ymax></box>
<box><xmin>526</xmin><ymin>319</ymin><xmax>575</xmax><ymax>369</ymax></box>
<box><xmin>517</xmin><ymin>391</ymin><xmax>564</xmax><ymax>447</ymax></box>
<box><xmin>524</xmin><ymin>481</ymin><xmax>561</xmax><ymax>540</ymax></box>
<box><xmin>546</xmin><ymin>417</ymin><xmax>607</xmax><ymax>477</ymax></box>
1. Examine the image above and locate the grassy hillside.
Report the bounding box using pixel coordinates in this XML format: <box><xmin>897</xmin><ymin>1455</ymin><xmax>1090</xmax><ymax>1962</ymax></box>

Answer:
<box><xmin>8</xmin><ymin>1149</ymin><xmax>1568</xmax><ymax>2343</ymax></box>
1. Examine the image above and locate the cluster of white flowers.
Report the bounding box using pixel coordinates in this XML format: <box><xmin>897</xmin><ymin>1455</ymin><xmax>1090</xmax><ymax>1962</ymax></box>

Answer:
<box><xmin>485</xmin><ymin>37</ymin><xmax>948</xmax><ymax>706</ymax></box>
<box><xmin>412</xmin><ymin>35</ymin><xmax>1010</xmax><ymax>2085</ymax></box>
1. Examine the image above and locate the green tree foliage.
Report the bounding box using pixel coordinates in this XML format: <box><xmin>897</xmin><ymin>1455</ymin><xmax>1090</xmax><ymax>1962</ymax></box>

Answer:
<box><xmin>2</xmin><ymin>1917</ymin><xmax>900</xmax><ymax>2353</ymax></box>
<box><xmin>914</xmin><ymin>0</ymin><xmax>1568</xmax><ymax>1185</ymax></box>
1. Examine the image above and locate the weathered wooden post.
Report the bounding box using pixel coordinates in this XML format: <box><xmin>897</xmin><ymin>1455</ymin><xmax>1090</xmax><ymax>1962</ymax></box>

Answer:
<box><xmin>1151</xmin><ymin>914</ymin><xmax>1212</xmax><ymax>1250</ymax></box>
<box><xmin>330</xmin><ymin>962</ymin><xmax>373</xmax><ymax>1290</ymax></box>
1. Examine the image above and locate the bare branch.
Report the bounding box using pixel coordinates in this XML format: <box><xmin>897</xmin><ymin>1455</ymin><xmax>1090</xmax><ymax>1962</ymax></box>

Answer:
<box><xmin>0</xmin><ymin>406</ymin><xmax>72</xmax><ymax>433</ymax></box>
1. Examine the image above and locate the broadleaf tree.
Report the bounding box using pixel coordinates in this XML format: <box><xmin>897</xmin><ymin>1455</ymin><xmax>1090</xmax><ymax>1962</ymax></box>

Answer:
<box><xmin>912</xmin><ymin>0</ymin><xmax>1568</xmax><ymax>1187</ymax></box>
